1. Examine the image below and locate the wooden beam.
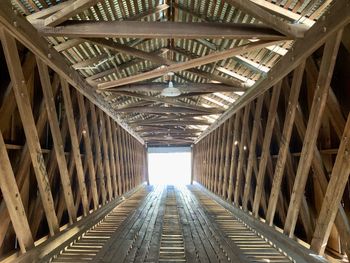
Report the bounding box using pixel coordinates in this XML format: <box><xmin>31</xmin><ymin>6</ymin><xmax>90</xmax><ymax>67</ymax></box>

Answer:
<box><xmin>0</xmin><ymin>1</ymin><xmax>143</xmax><ymax>144</ymax></box>
<box><xmin>284</xmin><ymin>30</ymin><xmax>343</xmax><ymax>237</ymax></box>
<box><xmin>89</xmin><ymin>102</ymin><xmax>108</xmax><ymax>204</ymax></box>
<box><xmin>111</xmin><ymin>122</ymin><xmax>122</xmax><ymax>195</ymax></box>
<box><xmin>242</xmin><ymin>96</ymin><xmax>264</xmax><ymax>211</ymax></box>
<box><xmin>26</xmin><ymin>0</ymin><xmax>74</xmax><ymax>21</ymax></box>
<box><xmin>112</xmin><ymin>91</ymin><xmax>224</xmax><ymax>114</ymax></box>
<box><xmin>227</xmin><ymin>110</ymin><xmax>242</xmax><ymax>201</ymax></box>
<box><xmin>44</xmin><ymin>0</ymin><xmax>101</xmax><ymax>27</ymax></box>
<box><xmin>1</xmin><ymin>28</ymin><xmax>60</xmax><ymax>236</ymax></box>
<box><xmin>195</xmin><ymin>0</ymin><xmax>350</xmax><ymax>143</ymax></box>
<box><xmin>221</xmin><ymin>116</ymin><xmax>233</xmax><ymax>198</ymax></box>
<box><xmin>234</xmin><ymin>103</ymin><xmax>251</xmax><ymax>205</ymax></box>
<box><xmin>0</xmin><ymin>131</ymin><xmax>33</xmax><ymax>253</ymax></box>
<box><xmin>77</xmin><ymin>93</ymin><xmax>100</xmax><ymax>209</ymax></box>
<box><xmin>248</xmin><ymin>0</ymin><xmax>315</xmax><ymax>27</ymax></box>
<box><xmin>252</xmin><ymin>83</ymin><xmax>281</xmax><ymax>217</ymax></box>
<box><xmin>115</xmin><ymin>106</ymin><xmax>222</xmax><ymax>115</ymax></box>
<box><xmin>109</xmin><ymin>83</ymin><xmax>245</xmax><ymax>93</ymax></box>
<box><xmin>265</xmin><ymin>62</ymin><xmax>305</xmax><ymax>225</ymax></box>
<box><xmin>97</xmin><ymin>40</ymin><xmax>283</xmax><ymax>89</ymax></box>
<box><xmin>131</xmin><ymin>120</ymin><xmax>210</xmax><ymax>126</ymax></box>
<box><xmin>37</xmin><ymin>58</ymin><xmax>77</xmax><ymax>223</ymax></box>
<box><xmin>38</xmin><ymin>21</ymin><xmax>287</xmax><ymax>40</ymax></box>
<box><xmin>99</xmin><ymin>109</ymin><xmax>113</xmax><ymax>201</ymax></box>
<box><xmin>61</xmin><ymin>78</ymin><xmax>90</xmax><ymax>215</ymax></box>
<box><xmin>106</xmin><ymin>116</ymin><xmax>118</xmax><ymax>198</ymax></box>
<box><xmin>224</xmin><ymin>0</ymin><xmax>307</xmax><ymax>37</ymax></box>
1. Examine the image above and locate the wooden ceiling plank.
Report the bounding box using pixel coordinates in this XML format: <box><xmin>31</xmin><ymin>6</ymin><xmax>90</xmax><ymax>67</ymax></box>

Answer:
<box><xmin>284</xmin><ymin>30</ymin><xmax>343</xmax><ymax>238</ymax></box>
<box><xmin>248</xmin><ymin>0</ymin><xmax>315</xmax><ymax>27</ymax></box>
<box><xmin>36</xmin><ymin>57</ymin><xmax>77</xmax><ymax>223</ymax></box>
<box><xmin>38</xmin><ymin>21</ymin><xmax>287</xmax><ymax>40</ymax></box>
<box><xmin>195</xmin><ymin>0</ymin><xmax>350</xmax><ymax>143</ymax></box>
<box><xmin>224</xmin><ymin>0</ymin><xmax>307</xmax><ymax>37</ymax></box>
<box><xmin>26</xmin><ymin>0</ymin><xmax>74</xmax><ymax>22</ymax></box>
<box><xmin>110</xmin><ymin>83</ymin><xmax>245</xmax><ymax>93</ymax></box>
<box><xmin>44</xmin><ymin>0</ymin><xmax>102</xmax><ymax>27</ymax></box>
<box><xmin>113</xmin><ymin>91</ymin><xmax>224</xmax><ymax>114</ymax></box>
<box><xmin>1</xmin><ymin>28</ymin><xmax>60</xmax><ymax>235</ymax></box>
<box><xmin>97</xmin><ymin>40</ymin><xmax>284</xmax><ymax>89</ymax></box>
<box><xmin>115</xmin><ymin>106</ymin><xmax>219</xmax><ymax>114</ymax></box>
<box><xmin>0</xmin><ymin>1</ymin><xmax>143</xmax><ymax>144</ymax></box>
<box><xmin>61</xmin><ymin>78</ymin><xmax>90</xmax><ymax>215</ymax></box>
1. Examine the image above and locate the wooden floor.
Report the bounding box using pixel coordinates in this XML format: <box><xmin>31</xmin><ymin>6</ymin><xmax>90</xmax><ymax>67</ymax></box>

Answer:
<box><xmin>47</xmin><ymin>185</ymin><xmax>298</xmax><ymax>263</ymax></box>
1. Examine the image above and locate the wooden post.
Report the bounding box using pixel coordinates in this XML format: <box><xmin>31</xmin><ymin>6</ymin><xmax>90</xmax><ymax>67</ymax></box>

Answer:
<box><xmin>106</xmin><ymin>116</ymin><xmax>118</xmax><ymax>197</ymax></box>
<box><xmin>36</xmin><ymin>58</ymin><xmax>77</xmax><ymax>223</ymax></box>
<box><xmin>284</xmin><ymin>31</ymin><xmax>343</xmax><ymax>237</ymax></box>
<box><xmin>234</xmin><ymin>103</ymin><xmax>251</xmax><ymax>206</ymax></box>
<box><xmin>1</xmin><ymin>29</ymin><xmax>59</xmax><ymax>235</ymax></box>
<box><xmin>89</xmin><ymin>103</ymin><xmax>107</xmax><ymax>204</ymax></box>
<box><xmin>227</xmin><ymin>111</ymin><xmax>242</xmax><ymax>202</ymax></box>
<box><xmin>0</xmin><ymin>131</ymin><xmax>34</xmax><ymax>252</ymax></box>
<box><xmin>77</xmin><ymin>93</ymin><xmax>99</xmax><ymax>209</ymax></box>
<box><xmin>266</xmin><ymin>62</ymin><xmax>305</xmax><ymax>225</ymax></box>
<box><xmin>98</xmin><ymin>109</ymin><xmax>113</xmax><ymax>201</ymax></box>
<box><xmin>61</xmin><ymin>79</ymin><xmax>89</xmax><ymax>215</ymax></box>
<box><xmin>222</xmin><ymin>116</ymin><xmax>234</xmax><ymax>198</ymax></box>
<box><xmin>252</xmin><ymin>83</ymin><xmax>281</xmax><ymax>217</ymax></box>
<box><xmin>242</xmin><ymin>96</ymin><xmax>264</xmax><ymax>211</ymax></box>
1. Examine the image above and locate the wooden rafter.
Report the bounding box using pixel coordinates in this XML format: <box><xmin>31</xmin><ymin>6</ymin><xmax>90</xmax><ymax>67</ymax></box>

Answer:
<box><xmin>97</xmin><ymin>40</ymin><xmax>284</xmax><ymax>89</ymax></box>
<box><xmin>37</xmin><ymin>21</ymin><xmax>287</xmax><ymax>40</ymax></box>
<box><xmin>196</xmin><ymin>0</ymin><xmax>350</xmax><ymax>143</ymax></box>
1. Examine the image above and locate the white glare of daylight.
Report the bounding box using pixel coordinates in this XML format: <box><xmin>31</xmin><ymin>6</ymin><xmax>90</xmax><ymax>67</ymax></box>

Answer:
<box><xmin>148</xmin><ymin>152</ymin><xmax>191</xmax><ymax>185</ymax></box>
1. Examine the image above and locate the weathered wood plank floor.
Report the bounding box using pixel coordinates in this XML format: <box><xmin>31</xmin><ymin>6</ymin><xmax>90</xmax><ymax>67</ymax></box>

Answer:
<box><xmin>47</xmin><ymin>185</ymin><xmax>298</xmax><ymax>263</ymax></box>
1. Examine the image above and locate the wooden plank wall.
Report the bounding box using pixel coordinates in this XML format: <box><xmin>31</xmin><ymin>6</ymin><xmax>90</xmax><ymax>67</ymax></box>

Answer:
<box><xmin>0</xmin><ymin>29</ymin><xmax>147</xmax><ymax>258</ymax></box>
<box><xmin>193</xmin><ymin>27</ymin><xmax>350</xmax><ymax>260</ymax></box>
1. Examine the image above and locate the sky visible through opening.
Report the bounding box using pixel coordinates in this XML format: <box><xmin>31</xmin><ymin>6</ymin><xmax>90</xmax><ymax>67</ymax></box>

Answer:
<box><xmin>148</xmin><ymin>151</ymin><xmax>191</xmax><ymax>185</ymax></box>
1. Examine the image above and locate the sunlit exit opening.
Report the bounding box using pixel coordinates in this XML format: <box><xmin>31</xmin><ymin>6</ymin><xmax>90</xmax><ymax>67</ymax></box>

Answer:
<box><xmin>148</xmin><ymin>147</ymin><xmax>191</xmax><ymax>185</ymax></box>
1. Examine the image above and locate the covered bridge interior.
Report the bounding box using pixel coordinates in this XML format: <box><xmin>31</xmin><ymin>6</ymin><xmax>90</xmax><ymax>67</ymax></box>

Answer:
<box><xmin>0</xmin><ymin>0</ymin><xmax>350</xmax><ymax>262</ymax></box>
